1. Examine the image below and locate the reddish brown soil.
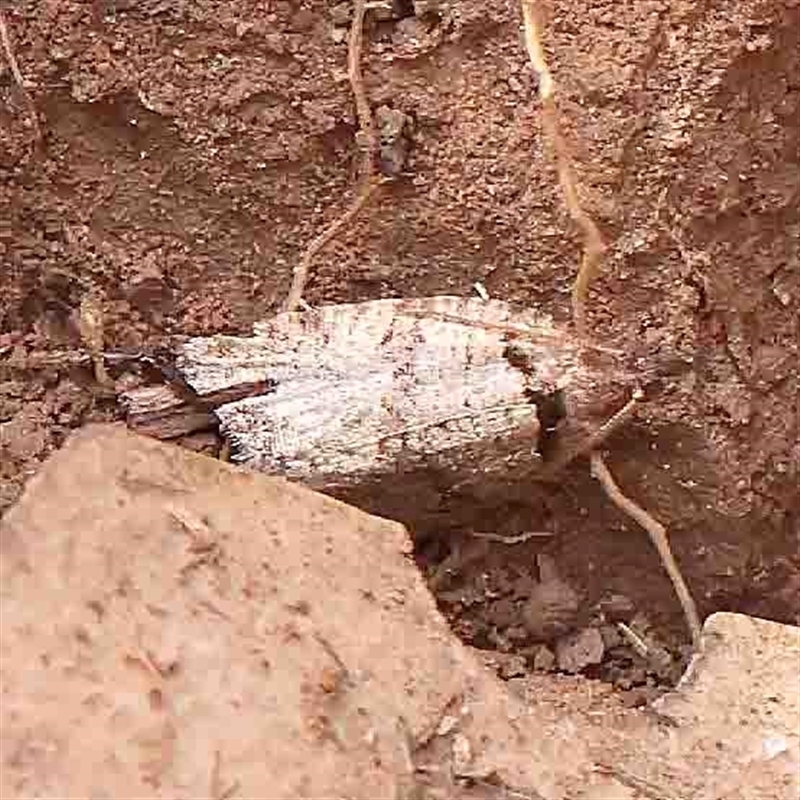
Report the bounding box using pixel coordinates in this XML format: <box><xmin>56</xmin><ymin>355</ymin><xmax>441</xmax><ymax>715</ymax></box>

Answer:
<box><xmin>1</xmin><ymin>0</ymin><xmax>798</xmax><ymax>673</ymax></box>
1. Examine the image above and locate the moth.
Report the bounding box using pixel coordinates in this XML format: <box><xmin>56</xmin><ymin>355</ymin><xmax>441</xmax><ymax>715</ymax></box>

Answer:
<box><xmin>124</xmin><ymin>295</ymin><xmax>630</xmax><ymax>491</ymax></box>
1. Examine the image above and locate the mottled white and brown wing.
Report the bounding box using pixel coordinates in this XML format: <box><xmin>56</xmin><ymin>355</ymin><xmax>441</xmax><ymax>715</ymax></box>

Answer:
<box><xmin>125</xmin><ymin>296</ymin><xmax>620</xmax><ymax>489</ymax></box>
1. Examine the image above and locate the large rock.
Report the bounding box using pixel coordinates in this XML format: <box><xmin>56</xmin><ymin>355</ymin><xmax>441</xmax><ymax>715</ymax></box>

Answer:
<box><xmin>0</xmin><ymin>425</ymin><xmax>590</xmax><ymax>798</ymax></box>
<box><xmin>1</xmin><ymin>424</ymin><xmax>798</xmax><ymax>799</ymax></box>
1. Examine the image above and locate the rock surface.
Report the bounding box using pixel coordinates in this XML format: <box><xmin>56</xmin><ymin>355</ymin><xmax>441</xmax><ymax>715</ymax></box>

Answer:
<box><xmin>1</xmin><ymin>425</ymin><xmax>798</xmax><ymax>799</ymax></box>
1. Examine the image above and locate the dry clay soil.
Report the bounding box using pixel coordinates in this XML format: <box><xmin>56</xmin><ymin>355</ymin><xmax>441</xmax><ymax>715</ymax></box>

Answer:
<box><xmin>1</xmin><ymin>0</ymin><xmax>798</xmax><ymax>660</ymax></box>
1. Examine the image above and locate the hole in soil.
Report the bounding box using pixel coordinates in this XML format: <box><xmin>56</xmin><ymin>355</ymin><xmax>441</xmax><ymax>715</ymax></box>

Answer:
<box><xmin>329</xmin><ymin>421</ymin><xmax>799</xmax><ymax>703</ymax></box>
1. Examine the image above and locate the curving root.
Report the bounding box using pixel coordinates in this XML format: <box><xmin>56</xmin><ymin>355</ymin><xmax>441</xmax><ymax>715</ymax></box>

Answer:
<box><xmin>516</xmin><ymin>4</ymin><xmax>702</xmax><ymax>653</ymax></box>
<box><xmin>0</xmin><ymin>9</ymin><xmax>41</xmax><ymax>141</ymax></box>
<box><xmin>590</xmin><ymin>451</ymin><xmax>702</xmax><ymax>649</ymax></box>
<box><xmin>541</xmin><ymin>388</ymin><xmax>643</xmax><ymax>478</ymax></box>
<box><xmin>282</xmin><ymin>0</ymin><xmax>385</xmax><ymax>312</ymax></box>
<box><xmin>518</xmin><ymin>0</ymin><xmax>605</xmax><ymax>337</ymax></box>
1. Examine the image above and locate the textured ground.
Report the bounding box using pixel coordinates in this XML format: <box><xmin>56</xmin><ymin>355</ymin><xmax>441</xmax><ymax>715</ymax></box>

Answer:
<box><xmin>1</xmin><ymin>1</ymin><xmax>798</xmax><ymax>670</ymax></box>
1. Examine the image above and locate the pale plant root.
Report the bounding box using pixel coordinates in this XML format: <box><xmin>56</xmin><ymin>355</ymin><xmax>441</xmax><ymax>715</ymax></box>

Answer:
<box><xmin>518</xmin><ymin>2</ymin><xmax>701</xmax><ymax>650</ymax></box>
<box><xmin>519</xmin><ymin>0</ymin><xmax>604</xmax><ymax>338</ymax></box>
<box><xmin>282</xmin><ymin>0</ymin><xmax>384</xmax><ymax>312</ymax></box>
<box><xmin>591</xmin><ymin>451</ymin><xmax>703</xmax><ymax>650</ymax></box>
<box><xmin>0</xmin><ymin>9</ymin><xmax>41</xmax><ymax>141</ymax></box>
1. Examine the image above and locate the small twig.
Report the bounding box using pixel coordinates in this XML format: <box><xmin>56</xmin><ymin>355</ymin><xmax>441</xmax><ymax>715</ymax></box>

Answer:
<box><xmin>282</xmin><ymin>0</ymin><xmax>383</xmax><ymax>311</ymax></box>
<box><xmin>590</xmin><ymin>452</ymin><xmax>702</xmax><ymax>649</ymax></box>
<box><xmin>347</xmin><ymin>0</ymin><xmax>379</xmax><ymax>184</ymax></box>
<box><xmin>540</xmin><ymin>388</ymin><xmax>643</xmax><ymax>478</ymax></box>
<box><xmin>470</xmin><ymin>530</ymin><xmax>552</xmax><ymax>544</ymax></box>
<box><xmin>579</xmin><ymin>388</ymin><xmax>644</xmax><ymax>452</ymax></box>
<box><xmin>617</xmin><ymin>621</ymin><xmax>675</xmax><ymax>673</ymax></box>
<box><xmin>0</xmin><ymin>9</ymin><xmax>41</xmax><ymax>140</ymax></box>
<box><xmin>616</xmin><ymin>621</ymin><xmax>650</xmax><ymax>658</ymax></box>
<box><xmin>519</xmin><ymin>0</ymin><xmax>605</xmax><ymax>337</ymax></box>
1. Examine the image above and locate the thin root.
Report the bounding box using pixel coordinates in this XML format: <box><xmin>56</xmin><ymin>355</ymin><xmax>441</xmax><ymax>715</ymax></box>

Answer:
<box><xmin>519</xmin><ymin>0</ymin><xmax>605</xmax><ymax>337</ymax></box>
<box><xmin>616</xmin><ymin>621</ymin><xmax>650</xmax><ymax>658</ymax></box>
<box><xmin>347</xmin><ymin>0</ymin><xmax>379</xmax><ymax>183</ymax></box>
<box><xmin>541</xmin><ymin>388</ymin><xmax>643</xmax><ymax>478</ymax></box>
<box><xmin>282</xmin><ymin>0</ymin><xmax>382</xmax><ymax>311</ymax></box>
<box><xmin>0</xmin><ymin>10</ymin><xmax>41</xmax><ymax>140</ymax></box>
<box><xmin>590</xmin><ymin>451</ymin><xmax>702</xmax><ymax>649</ymax></box>
<box><xmin>470</xmin><ymin>530</ymin><xmax>552</xmax><ymax>544</ymax></box>
<box><xmin>282</xmin><ymin>178</ymin><xmax>383</xmax><ymax>312</ymax></box>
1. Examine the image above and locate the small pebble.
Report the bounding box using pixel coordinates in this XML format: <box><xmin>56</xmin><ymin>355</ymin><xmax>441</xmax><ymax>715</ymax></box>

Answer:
<box><xmin>522</xmin><ymin>555</ymin><xmax>579</xmax><ymax>641</ymax></box>
<box><xmin>498</xmin><ymin>654</ymin><xmax>527</xmax><ymax>679</ymax></box>
<box><xmin>556</xmin><ymin>628</ymin><xmax>605</xmax><ymax>673</ymax></box>
<box><xmin>531</xmin><ymin>644</ymin><xmax>556</xmax><ymax>672</ymax></box>
<box><xmin>522</xmin><ymin>578</ymin><xmax>579</xmax><ymax>641</ymax></box>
